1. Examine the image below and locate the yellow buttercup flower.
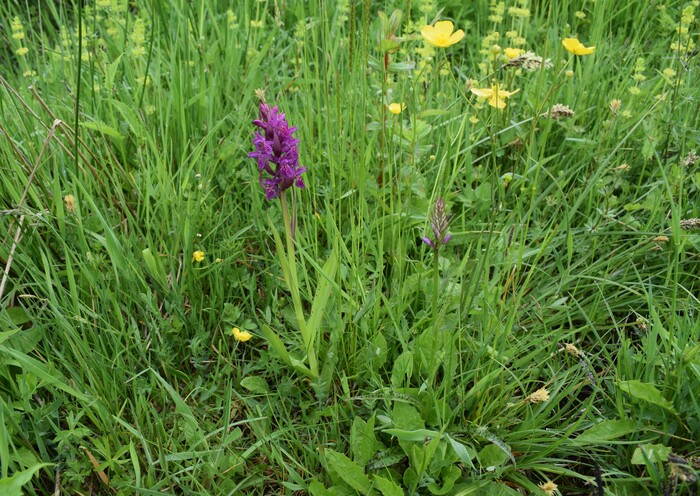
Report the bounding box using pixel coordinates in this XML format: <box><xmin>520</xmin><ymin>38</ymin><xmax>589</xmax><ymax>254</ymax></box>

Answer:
<box><xmin>192</xmin><ymin>250</ymin><xmax>205</xmax><ymax>262</ymax></box>
<box><xmin>388</xmin><ymin>103</ymin><xmax>405</xmax><ymax>115</ymax></box>
<box><xmin>504</xmin><ymin>47</ymin><xmax>524</xmax><ymax>59</ymax></box>
<box><xmin>562</xmin><ymin>37</ymin><xmax>595</xmax><ymax>55</ymax></box>
<box><xmin>232</xmin><ymin>327</ymin><xmax>253</xmax><ymax>342</ymax></box>
<box><xmin>470</xmin><ymin>84</ymin><xmax>520</xmax><ymax>109</ymax></box>
<box><xmin>420</xmin><ymin>20</ymin><xmax>464</xmax><ymax>48</ymax></box>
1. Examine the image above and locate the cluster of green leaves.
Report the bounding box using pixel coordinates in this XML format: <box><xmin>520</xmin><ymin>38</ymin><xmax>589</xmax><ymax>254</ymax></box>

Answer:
<box><xmin>0</xmin><ymin>0</ymin><xmax>699</xmax><ymax>494</ymax></box>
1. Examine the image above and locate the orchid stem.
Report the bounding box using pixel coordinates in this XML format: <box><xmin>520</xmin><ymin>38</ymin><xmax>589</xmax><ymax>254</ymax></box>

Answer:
<box><xmin>280</xmin><ymin>191</ymin><xmax>318</xmax><ymax>377</ymax></box>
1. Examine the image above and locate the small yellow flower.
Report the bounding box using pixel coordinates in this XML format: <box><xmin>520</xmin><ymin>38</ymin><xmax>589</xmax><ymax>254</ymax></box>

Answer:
<box><xmin>562</xmin><ymin>37</ymin><xmax>595</xmax><ymax>55</ymax></box>
<box><xmin>420</xmin><ymin>20</ymin><xmax>464</xmax><ymax>48</ymax></box>
<box><xmin>469</xmin><ymin>115</ymin><xmax>480</xmax><ymax>124</ymax></box>
<box><xmin>16</xmin><ymin>47</ymin><xmax>29</xmax><ymax>56</ymax></box>
<box><xmin>388</xmin><ymin>103</ymin><xmax>405</xmax><ymax>115</ymax></box>
<box><xmin>232</xmin><ymin>327</ymin><xmax>253</xmax><ymax>342</ymax></box>
<box><xmin>662</xmin><ymin>67</ymin><xmax>676</xmax><ymax>78</ymax></box>
<box><xmin>575</xmin><ymin>10</ymin><xmax>587</xmax><ymax>19</ymax></box>
<box><xmin>526</xmin><ymin>387</ymin><xmax>550</xmax><ymax>403</ymax></box>
<box><xmin>470</xmin><ymin>84</ymin><xmax>520</xmax><ymax>109</ymax></box>
<box><xmin>504</xmin><ymin>47</ymin><xmax>524</xmax><ymax>59</ymax></box>
<box><xmin>192</xmin><ymin>250</ymin><xmax>205</xmax><ymax>262</ymax></box>
<box><xmin>539</xmin><ymin>480</ymin><xmax>558</xmax><ymax>496</ymax></box>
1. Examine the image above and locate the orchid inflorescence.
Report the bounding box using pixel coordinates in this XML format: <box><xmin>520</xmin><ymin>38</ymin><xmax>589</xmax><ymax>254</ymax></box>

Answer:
<box><xmin>249</xmin><ymin>102</ymin><xmax>306</xmax><ymax>200</ymax></box>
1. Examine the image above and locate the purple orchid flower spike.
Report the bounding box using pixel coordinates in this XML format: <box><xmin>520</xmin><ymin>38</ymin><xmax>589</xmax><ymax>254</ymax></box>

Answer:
<box><xmin>249</xmin><ymin>102</ymin><xmax>305</xmax><ymax>200</ymax></box>
<box><xmin>421</xmin><ymin>197</ymin><xmax>452</xmax><ymax>249</ymax></box>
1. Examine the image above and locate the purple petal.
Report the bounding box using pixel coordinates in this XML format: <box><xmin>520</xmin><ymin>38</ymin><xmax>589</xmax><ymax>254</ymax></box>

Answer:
<box><xmin>421</xmin><ymin>237</ymin><xmax>435</xmax><ymax>248</ymax></box>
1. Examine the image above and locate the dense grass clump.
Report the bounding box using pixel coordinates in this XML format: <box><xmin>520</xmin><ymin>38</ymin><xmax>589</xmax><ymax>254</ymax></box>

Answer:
<box><xmin>1</xmin><ymin>0</ymin><xmax>699</xmax><ymax>494</ymax></box>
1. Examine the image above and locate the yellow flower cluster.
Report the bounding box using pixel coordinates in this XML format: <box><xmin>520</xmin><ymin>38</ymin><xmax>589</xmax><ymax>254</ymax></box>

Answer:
<box><xmin>11</xmin><ymin>17</ymin><xmax>29</xmax><ymax>57</ymax></box>
<box><xmin>671</xmin><ymin>5</ymin><xmax>696</xmax><ymax>54</ymax></box>
<box><xmin>226</xmin><ymin>9</ymin><xmax>238</xmax><ymax>30</ymax></box>
<box><xmin>130</xmin><ymin>18</ymin><xmax>147</xmax><ymax>57</ymax></box>
<box><xmin>11</xmin><ymin>16</ymin><xmax>25</xmax><ymax>40</ymax></box>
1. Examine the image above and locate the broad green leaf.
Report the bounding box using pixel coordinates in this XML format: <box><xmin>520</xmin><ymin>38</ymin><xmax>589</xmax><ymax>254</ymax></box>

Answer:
<box><xmin>0</xmin><ymin>464</ymin><xmax>51</xmax><ymax>496</ymax></box>
<box><xmin>239</xmin><ymin>376</ymin><xmax>269</xmax><ymax>394</ymax></box>
<box><xmin>477</xmin><ymin>444</ymin><xmax>510</xmax><ymax>469</ymax></box>
<box><xmin>631</xmin><ymin>443</ymin><xmax>672</xmax><ymax>465</ymax></box>
<box><xmin>391</xmin><ymin>402</ymin><xmax>424</xmax><ymax>430</ymax></box>
<box><xmin>324</xmin><ymin>449</ymin><xmax>374</xmax><ymax>494</ymax></box>
<box><xmin>308</xmin><ymin>480</ymin><xmax>333</xmax><ymax>496</ymax></box>
<box><xmin>351</xmin><ymin>415</ymin><xmax>378</xmax><ymax>466</ymax></box>
<box><xmin>5</xmin><ymin>307</ymin><xmax>31</xmax><ymax>326</ymax></box>
<box><xmin>575</xmin><ymin>419</ymin><xmax>637</xmax><ymax>444</ymax></box>
<box><xmin>383</xmin><ymin>428</ymin><xmax>440</xmax><ymax>443</ymax></box>
<box><xmin>617</xmin><ymin>380</ymin><xmax>677</xmax><ymax>413</ymax></box>
<box><xmin>444</xmin><ymin>434</ymin><xmax>476</xmax><ymax>467</ymax></box>
<box><xmin>373</xmin><ymin>474</ymin><xmax>403</xmax><ymax>496</ymax></box>
<box><xmin>391</xmin><ymin>351</ymin><xmax>413</xmax><ymax>387</ymax></box>
<box><xmin>428</xmin><ymin>465</ymin><xmax>461</xmax><ymax>495</ymax></box>
<box><xmin>474</xmin><ymin>427</ymin><xmax>514</xmax><ymax>465</ymax></box>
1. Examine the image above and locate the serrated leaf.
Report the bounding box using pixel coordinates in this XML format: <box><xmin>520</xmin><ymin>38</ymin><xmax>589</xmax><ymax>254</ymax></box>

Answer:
<box><xmin>617</xmin><ymin>380</ymin><xmax>677</xmax><ymax>413</ymax></box>
<box><xmin>373</xmin><ymin>474</ymin><xmax>403</xmax><ymax>496</ymax></box>
<box><xmin>324</xmin><ymin>449</ymin><xmax>374</xmax><ymax>494</ymax></box>
<box><xmin>631</xmin><ymin>443</ymin><xmax>672</xmax><ymax>465</ymax></box>
<box><xmin>239</xmin><ymin>376</ymin><xmax>269</xmax><ymax>394</ymax></box>
<box><xmin>575</xmin><ymin>419</ymin><xmax>637</xmax><ymax>444</ymax></box>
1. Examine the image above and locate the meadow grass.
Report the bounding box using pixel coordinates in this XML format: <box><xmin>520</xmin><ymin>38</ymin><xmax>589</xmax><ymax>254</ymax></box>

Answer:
<box><xmin>0</xmin><ymin>0</ymin><xmax>699</xmax><ymax>494</ymax></box>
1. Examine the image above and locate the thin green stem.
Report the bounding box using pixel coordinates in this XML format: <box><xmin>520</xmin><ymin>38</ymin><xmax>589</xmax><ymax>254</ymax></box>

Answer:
<box><xmin>432</xmin><ymin>247</ymin><xmax>439</xmax><ymax>323</ymax></box>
